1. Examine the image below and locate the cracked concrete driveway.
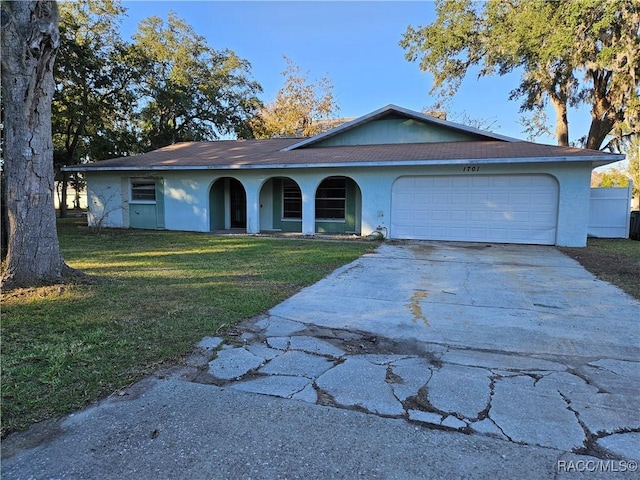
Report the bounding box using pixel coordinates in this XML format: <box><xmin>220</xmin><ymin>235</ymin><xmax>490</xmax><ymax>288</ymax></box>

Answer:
<box><xmin>3</xmin><ymin>241</ymin><xmax>639</xmax><ymax>479</ymax></box>
<box><xmin>214</xmin><ymin>242</ymin><xmax>640</xmax><ymax>456</ymax></box>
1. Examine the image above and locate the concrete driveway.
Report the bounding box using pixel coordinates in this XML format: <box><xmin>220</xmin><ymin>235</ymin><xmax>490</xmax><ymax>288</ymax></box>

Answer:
<box><xmin>3</xmin><ymin>242</ymin><xmax>639</xmax><ymax>479</ymax></box>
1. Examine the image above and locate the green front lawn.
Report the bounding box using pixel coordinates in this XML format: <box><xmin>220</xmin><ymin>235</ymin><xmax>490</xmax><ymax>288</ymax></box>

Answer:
<box><xmin>1</xmin><ymin>219</ymin><xmax>373</xmax><ymax>437</ymax></box>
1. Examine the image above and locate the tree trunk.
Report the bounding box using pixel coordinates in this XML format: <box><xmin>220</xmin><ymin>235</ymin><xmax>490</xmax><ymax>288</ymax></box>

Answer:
<box><xmin>550</xmin><ymin>97</ymin><xmax>569</xmax><ymax>147</ymax></box>
<box><xmin>585</xmin><ymin>70</ymin><xmax>620</xmax><ymax>151</ymax></box>
<box><xmin>1</xmin><ymin>1</ymin><xmax>66</xmax><ymax>288</ymax></box>
<box><xmin>60</xmin><ymin>172</ymin><xmax>68</xmax><ymax>217</ymax></box>
<box><xmin>586</xmin><ymin>116</ymin><xmax>617</xmax><ymax>151</ymax></box>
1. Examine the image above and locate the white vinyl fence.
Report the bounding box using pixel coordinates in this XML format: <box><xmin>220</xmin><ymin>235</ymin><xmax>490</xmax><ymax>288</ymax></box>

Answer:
<box><xmin>587</xmin><ymin>184</ymin><xmax>633</xmax><ymax>238</ymax></box>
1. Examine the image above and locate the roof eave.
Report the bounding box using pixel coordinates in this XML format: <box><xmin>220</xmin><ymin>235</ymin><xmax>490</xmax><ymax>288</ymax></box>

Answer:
<box><xmin>62</xmin><ymin>153</ymin><xmax>624</xmax><ymax>173</ymax></box>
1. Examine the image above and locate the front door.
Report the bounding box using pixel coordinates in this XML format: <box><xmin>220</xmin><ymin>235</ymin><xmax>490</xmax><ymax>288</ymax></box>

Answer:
<box><xmin>229</xmin><ymin>178</ymin><xmax>246</xmax><ymax>228</ymax></box>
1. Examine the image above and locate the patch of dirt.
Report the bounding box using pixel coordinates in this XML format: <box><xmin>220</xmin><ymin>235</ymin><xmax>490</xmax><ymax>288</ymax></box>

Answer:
<box><xmin>558</xmin><ymin>242</ymin><xmax>640</xmax><ymax>300</ymax></box>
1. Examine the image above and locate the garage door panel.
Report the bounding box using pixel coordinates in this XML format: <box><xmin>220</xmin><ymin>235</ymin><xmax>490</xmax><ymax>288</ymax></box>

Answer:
<box><xmin>431</xmin><ymin>210</ymin><xmax>447</xmax><ymax>221</ymax></box>
<box><xmin>450</xmin><ymin>210</ymin><xmax>467</xmax><ymax>221</ymax></box>
<box><xmin>391</xmin><ymin>174</ymin><xmax>558</xmax><ymax>245</ymax></box>
<box><xmin>532</xmin><ymin>212</ymin><xmax>556</xmax><ymax>224</ymax></box>
<box><xmin>532</xmin><ymin>193</ymin><xmax>555</xmax><ymax>205</ymax></box>
<box><xmin>449</xmin><ymin>227</ymin><xmax>468</xmax><ymax>238</ymax></box>
<box><xmin>395</xmin><ymin>193</ymin><xmax>413</xmax><ymax>205</ymax></box>
<box><xmin>490</xmin><ymin>195</ymin><xmax>510</xmax><ymax>206</ymax></box>
<box><xmin>470</xmin><ymin>193</ymin><xmax>488</xmax><ymax>204</ymax></box>
<box><xmin>394</xmin><ymin>210</ymin><xmax>410</xmax><ymax>221</ymax></box>
<box><xmin>413</xmin><ymin>209</ymin><xmax>430</xmax><ymax>221</ymax></box>
<box><xmin>509</xmin><ymin>229</ymin><xmax>531</xmax><ymax>241</ymax></box>
<box><xmin>467</xmin><ymin>227</ymin><xmax>487</xmax><ymax>238</ymax></box>
<box><xmin>531</xmin><ymin>227</ymin><xmax>556</xmax><ymax>240</ymax></box>
<box><xmin>471</xmin><ymin>177</ymin><xmax>490</xmax><ymax>187</ymax></box>
<box><xmin>393</xmin><ymin>225</ymin><xmax>411</xmax><ymax>236</ymax></box>
<box><xmin>450</xmin><ymin>195</ymin><xmax>468</xmax><ymax>206</ymax></box>
<box><xmin>428</xmin><ymin>227</ymin><xmax>447</xmax><ymax>240</ymax></box>
<box><xmin>432</xmin><ymin>193</ymin><xmax>449</xmax><ymax>204</ymax></box>
<box><xmin>510</xmin><ymin>193</ymin><xmax>531</xmax><ymax>204</ymax></box>
<box><xmin>509</xmin><ymin>211</ymin><xmax>532</xmax><ymax>222</ymax></box>
<box><xmin>489</xmin><ymin>228</ymin><xmax>508</xmax><ymax>240</ymax></box>
<box><xmin>432</xmin><ymin>177</ymin><xmax>452</xmax><ymax>187</ymax></box>
<box><xmin>450</xmin><ymin>177</ymin><xmax>470</xmax><ymax>187</ymax></box>
<box><xmin>395</xmin><ymin>177</ymin><xmax>413</xmax><ymax>188</ymax></box>
<box><xmin>510</xmin><ymin>176</ymin><xmax>535</xmax><ymax>186</ymax></box>
<box><xmin>489</xmin><ymin>176</ymin><xmax>509</xmax><ymax>186</ymax></box>
<box><xmin>470</xmin><ymin>210</ymin><xmax>487</xmax><ymax>221</ymax></box>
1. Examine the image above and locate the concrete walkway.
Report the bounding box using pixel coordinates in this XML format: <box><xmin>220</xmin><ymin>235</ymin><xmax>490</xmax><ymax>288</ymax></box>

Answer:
<box><xmin>3</xmin><ymin>242</ymin><xmax>639</xmax><ymax>479</ymax></box>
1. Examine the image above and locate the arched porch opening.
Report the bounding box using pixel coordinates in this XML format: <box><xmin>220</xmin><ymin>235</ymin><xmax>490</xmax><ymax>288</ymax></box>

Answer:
<box><xmin>259</xmin><ymin>177</ymin><xmax>303</xmax><ymax>233</ymax></box>
<box><xmin>315</xmin><ymin>176</ymin><xmax>361</xmax><ymax>234</ymax></box>
<box><xmin>209</xmin><ymin>177</ymin><xmax>246</xmax><ymax>231</ymax></box>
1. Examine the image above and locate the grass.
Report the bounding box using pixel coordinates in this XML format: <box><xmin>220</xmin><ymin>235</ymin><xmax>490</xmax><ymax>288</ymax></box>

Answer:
<box><xmin>558</xmin><ymin>238</ymin><xmax>640</xmax><ymax>300</ymax></box>
<box><xmin>1</xmin><ymin>218</ymin><xmax>374</xmax><ymax>437</ymax></box>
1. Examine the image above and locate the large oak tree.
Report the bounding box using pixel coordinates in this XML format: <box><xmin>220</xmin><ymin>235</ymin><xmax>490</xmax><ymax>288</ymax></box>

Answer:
<box><xmin>401</xmin><ymin>0</ymin><xmax>640</xmax><ymax>150</ymax></box>
<box><xmin>1</xmin><ymin>1</ymin><xmax>68</xmax><ymax>288</ymax></box>
<box><xmin>133</xmin><ymin>12</ymin><xmax>262</xmax><ymax>149</ymax></box>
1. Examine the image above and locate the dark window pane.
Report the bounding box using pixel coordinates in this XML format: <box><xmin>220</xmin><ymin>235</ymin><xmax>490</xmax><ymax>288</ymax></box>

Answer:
<box><xmin>131</xmin><ymin>178</ymin><xmax>156</xmax><ymax>201</ymax></box>
<box><xmin>283</xmin><ymin>179</ymin><xmax>302</xmax><ymax>219</ymax></box>
<box><xmin>316</xmin><ymin>177</ymin><xmax>346</xmax><ymax>220</ymax></box>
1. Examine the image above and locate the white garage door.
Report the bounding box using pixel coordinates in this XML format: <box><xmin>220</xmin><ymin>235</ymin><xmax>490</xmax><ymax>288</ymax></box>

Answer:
<box><xmin>391</xmin><ymin>175</ymin><xmax>558</xmax><ymax>245</ymax></box>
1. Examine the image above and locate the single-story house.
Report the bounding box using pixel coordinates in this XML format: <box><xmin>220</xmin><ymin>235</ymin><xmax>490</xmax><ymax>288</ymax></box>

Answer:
<box><xmin>63</xmin><ymin>105</ymin><xmax>624</xmax><ymax>247</ymax></box>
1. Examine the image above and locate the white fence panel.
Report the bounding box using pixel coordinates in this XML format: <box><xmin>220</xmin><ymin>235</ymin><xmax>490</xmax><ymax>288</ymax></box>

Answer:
<box><xmin>588</xmin><ymin>184</ymin><xmax>632</xmax><ymax>238</ymax></box>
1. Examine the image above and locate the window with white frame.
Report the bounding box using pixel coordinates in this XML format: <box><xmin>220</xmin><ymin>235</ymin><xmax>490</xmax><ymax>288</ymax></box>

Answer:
<box><xmin>282</xmin><ymin>179</ymin><xmax>302</xmax><ymax>219</ymax></box>
<box><xmin>131</xmin><ymin>178</ymin><xmax>156</xmax><ymax>202</ymax></box>
<box><xmin>315</xmin><ymin>177</ymin><xmax>346</xmax><ymax>220</ymax></box>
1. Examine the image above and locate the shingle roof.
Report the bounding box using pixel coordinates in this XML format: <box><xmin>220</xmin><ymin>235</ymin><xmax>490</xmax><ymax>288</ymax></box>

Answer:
<box><xmin>64</xmin><ymin>138</ymin><xmax>622</xmax><ymax>172</ymax></box>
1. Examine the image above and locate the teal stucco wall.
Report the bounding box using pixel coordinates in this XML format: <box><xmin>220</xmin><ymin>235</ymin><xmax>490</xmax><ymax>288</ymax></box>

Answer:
<box><xmin>314</xmin><ymin>119</ymin><xmax>476</xmax><ymax>147</ymax></box>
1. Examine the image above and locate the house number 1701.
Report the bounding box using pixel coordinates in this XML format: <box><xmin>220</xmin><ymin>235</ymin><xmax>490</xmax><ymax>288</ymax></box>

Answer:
<box><xmin>462</xmin><ymin>166</ymin><xmax>480</xmax><ymax>172</ymax></box>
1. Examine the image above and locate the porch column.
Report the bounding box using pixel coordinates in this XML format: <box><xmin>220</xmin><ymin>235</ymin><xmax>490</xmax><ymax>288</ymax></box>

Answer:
<box><xmin>245</xmin><ymin>180</ymin><xmax>261</xmax><ymax>234</ymax></box>
<box><xmin>300</xmin><ymin>184</ymin><xmax>316</xmax><ymax>236</ymax></box>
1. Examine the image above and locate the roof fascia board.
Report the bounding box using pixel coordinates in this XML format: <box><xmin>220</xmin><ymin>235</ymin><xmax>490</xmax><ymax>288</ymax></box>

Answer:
<box><xmin>283</xmin><ymin>104</ymin><xmax>520</xmax><ymax>151</ymax></box>
<box><xmin>62</xmin><ymin>153</ymin><xmax>623</xmax><ymax>173</ymax></box>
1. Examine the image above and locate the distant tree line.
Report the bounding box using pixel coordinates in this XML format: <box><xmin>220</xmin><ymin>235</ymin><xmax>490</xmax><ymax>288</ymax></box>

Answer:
<box><xmin>52</xmin><ymin>1</ymin><xmax>340</xmax><ymax>215</ymax></box>
<box><xmin>53</xmin><ymin>1</ymin><xmax>262</xmax><ymax>214</ymax></box>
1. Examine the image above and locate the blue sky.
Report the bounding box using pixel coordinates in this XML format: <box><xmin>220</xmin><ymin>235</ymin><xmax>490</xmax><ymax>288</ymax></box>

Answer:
<box><xmin>120</xmin><ymin>1</ymin><xmax>593</xmax><ymax>146</ymax></box>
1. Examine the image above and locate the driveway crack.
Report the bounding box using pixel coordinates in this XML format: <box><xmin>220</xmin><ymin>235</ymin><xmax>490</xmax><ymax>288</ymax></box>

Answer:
<box><xmin>558</xmin><ymin>391</ymin><xmax>618</xmax><ymax>459</ymax></box>
<box><xmin>483</xmin><ymin>376</ymin><xmax>514</xmax><ymax>442</ymax></box>
<box><xmin>487</xmin><ymin>415</ymin><xmax>513</xmax><ymax>442</ymax></box>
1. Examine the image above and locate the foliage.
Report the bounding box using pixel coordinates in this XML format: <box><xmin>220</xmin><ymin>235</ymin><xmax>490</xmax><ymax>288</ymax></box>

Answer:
<box><xmin>591</xmin><ymin>168</ymin><xmax>630</xmax><ymax>188</ymax></box>
<box><xmin>54</xmin><ymin>5</ymin><xmax>263</xmax><ymax>157</ymax></box>
<box><xmin>401</xmin><ymin>0</ymin><xmax>640</xmax><ymax>149</ymax></box>
<box><xmin>53</xmin><ymin>0</ymin><xmax>139</xmax><ymax>216</ymax></box>
<box><xmin>50</xmin><ymin>3</ymin><xmax>264</xmax><ymax>216</ymax></box>
<box><xmin>628</xmin><ymin>140</ymin><xmax>640</xmax><ymax>199</ymax></box>
<box><xmin>422</xmin><ymin>100</ymin><xmax>500</xmax><ymax>131</ymax></box>
<box><xmin>132</xmin><ymin>12</ymin><xmax>263</xmax><ymax>149</ymax></box>
<box><xmin>607</xmin><ymin>122</ymin><xmax>640</xmax><ymax>199</ymax></box>
<box><xmin>251</xmin><ymin>57</ymin><xmax>339</xmax><ymax>138</ymax></box>
<box><xmin>1</xmin><ymin>219</ymin><xmax>372</xmax><ymax>436</ymax></box>
<box><xmin>54</xmin><ymin>0</ymin><xmax>138</xmax><ymax>168</ymax></box>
